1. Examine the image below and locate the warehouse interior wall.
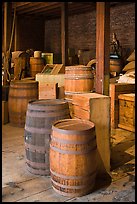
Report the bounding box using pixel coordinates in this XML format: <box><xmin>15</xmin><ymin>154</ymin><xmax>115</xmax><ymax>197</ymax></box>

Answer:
<box><xmin>14</xmin><ymin>15</ymin><xmax>45</xmax><ymax>51</ymax></box>
<box><xmin>44</xmin><ymin>3</ymin><xmax>135</xmax><ymax>63</ymax></box>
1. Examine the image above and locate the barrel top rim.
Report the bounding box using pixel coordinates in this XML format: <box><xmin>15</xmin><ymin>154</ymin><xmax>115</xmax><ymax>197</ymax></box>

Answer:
<box><xmin>28</xmin><ymin>99</ymin><xmax>68</xmax><ymax>106</ymax></box>
<box><xmin>52</xmin><ymin>119</ymin><xmax>95</xmax><ymax>134</ymax></box>
<box><xmin>65</xmin><ymin>65</ymin><xmax>91</xmax><ymax>69</ymax></box>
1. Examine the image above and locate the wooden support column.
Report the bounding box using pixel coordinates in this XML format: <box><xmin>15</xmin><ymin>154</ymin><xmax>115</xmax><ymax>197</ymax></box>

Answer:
<box><xmin>14</xmin><ymin>15</ymin><xmax>18</xmax><ymax>51</ymax></box>
<box><xmin>61</xmin><ymin>2</ymin><xmax>68</xmax><ymax>66</ymax></box>
<box><xmin>3</xmin><ymin>2</ymin><xmax>12</xmax><ymax>85</ymax></box>
<box><xmin>96</xmin><ymin>2</ymin><xmax>110</xmax><ymax>96</ymax></box>
<box><xmin>3</xmin><ymin>2</ymin><xmax>12</xmax><ymax>53</ymax></box>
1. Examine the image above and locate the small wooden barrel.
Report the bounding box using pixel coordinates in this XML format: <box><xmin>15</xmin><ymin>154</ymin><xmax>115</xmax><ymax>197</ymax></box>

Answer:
<box><xmin>30</xmin><ymin>57</ymin><xmax>44</xmax><ymax>77</ymax></box>
<box><xmin>8</xmin><ymin>80</ymin><xmax>38</xmax><ymax>127</ymax></box>
<box><xmin>50</xmin><ymin>118</ymin><xmax>97</xmax><ymax>197</ymax></box>
<box><xmin>25</xmin><ymin>99</ymin><xmax>70</xmax><ymax>176</ymax></box>
<box><xmin>110</xmin><ymin>58</ymin><xmax>122</xmax><ymax>73</ymax></box>
<box><xmin>65</xmin><ymin>65</ymin><xmax>94</xmax><ymax>94</ymax></box>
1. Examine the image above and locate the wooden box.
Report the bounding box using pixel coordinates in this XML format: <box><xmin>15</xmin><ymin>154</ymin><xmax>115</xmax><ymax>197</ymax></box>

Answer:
<box><xmin>39</xmin><ymin>82</ymin><xmax>58</xmax><ymax>99</ymax></box>
<box><xmin>36</xmin><ymin>74</ymin><xmax>65</xmax><ymax>99</ymax></box>
<box><xmin>36</xmin><ymin>73</ymin><xmax>65</xmax><ymax>87</ymax></box>
<box><xmin>2</xmin><ymin>101</ymin><xmax>9</xmax><ymax>124</ymax></box>
<box><xmin>118</xmin><ymin>93</ymin><xmax>135</xmax><ymax>132</ymax></box>
<box><xmin>109</xmin><ymin>83</ymin><xmax>135</xmax><ymax>128</ymax></box>
<box><xmin>72</xmin><ymin>93</ymin><xmax>111</xmax><ymax>174</ymax></box>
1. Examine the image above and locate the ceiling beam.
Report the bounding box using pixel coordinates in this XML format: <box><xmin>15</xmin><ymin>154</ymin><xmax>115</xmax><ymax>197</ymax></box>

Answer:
<box><xmin>23</xmin><ymin>3</ymin><xmax>61</xmax><ymax>15</ymax></box>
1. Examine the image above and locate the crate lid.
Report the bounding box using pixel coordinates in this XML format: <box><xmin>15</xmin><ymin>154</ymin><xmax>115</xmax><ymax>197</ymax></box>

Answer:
<box><xmin>118</xmin><ymin>93</ymin><xmax>135</xmax><ymax>101</ymax></box>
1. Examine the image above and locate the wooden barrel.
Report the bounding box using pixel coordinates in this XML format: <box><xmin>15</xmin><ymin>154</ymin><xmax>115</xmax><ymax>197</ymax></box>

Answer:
<box><xmin>110</xmin><ymin>58</ymin><xmax>122</xmax><ymax>73</ymax></box>
<box><xmin>30</xmin><ymin>57</ymin><xmax>44</xmax><ymax>77</ymax></box>
<box><xmin>50</xmin><ymin>118</ymin><xmax>97</xmax><ymax>197</ymax></box>
<box><xmin>8</xmin><ymin>80</ymin><xmax>38</xmax><ymax>127</ymax></box>
<box><xmin>65</xmin><ymin>65</ymin><xmax>94</xmax><ymax>96</ymax></box>
<box><xmin>25</xmin><ymin>99</ymin><xmax>71</xmax><ymax>176</ymax></box>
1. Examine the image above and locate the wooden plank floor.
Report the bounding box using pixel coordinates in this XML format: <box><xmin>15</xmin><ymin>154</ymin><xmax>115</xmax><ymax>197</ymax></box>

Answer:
<box><xmin>2</xmin><ymin>123</ymin><xmax>135</xmax><ymax>202</ymax></box>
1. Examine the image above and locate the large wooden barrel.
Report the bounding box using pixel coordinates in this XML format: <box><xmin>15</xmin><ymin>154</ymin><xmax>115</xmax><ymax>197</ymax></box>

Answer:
<box><xmin>30</xmin><ymin>57</ymin><xmax>44</xmax><ymax>77</ymax></box>
<box><xmin>65</xmin><ymin>65</ymin><xmax>94</xmax><ymax>98</ymax></box>
<box><xmin>50</xmin><ymin>118</ymin><xmax>97</xmax><ymax>197</ymax></box>
<box><xmin>25</xmin><ymin>99</ymin><xmax>70</xmax><ymax>176</ymax></box>
<box><xmin>8</xmin><ymin>80</ymin><xmax>38</xmax><ymax>127</ymax></box>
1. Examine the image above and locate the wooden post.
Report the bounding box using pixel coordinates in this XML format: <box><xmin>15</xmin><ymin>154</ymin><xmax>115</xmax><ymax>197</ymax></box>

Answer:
<box><xmin>3</xmin><ymin>2</ymin><xmax>12</xmax><ymax>85</ymax></box>
<box><xmin>14</xmin><ymin>15</ymin><xmax>18</xmax><ymax>51</ymax></box>
<box><xmin>96</xmin><ymin>2</ymin><xmax>110</xmax><ymax>96</ymax></box>
<box><xmin>3</xmin><ymin>2</ymin><xmax>12</xmax><ymax>53</ymax></box>
<box><xmin>61</xmin><ymin>2</ymin><xmax>68</xmax><ymax>66</ymax></box>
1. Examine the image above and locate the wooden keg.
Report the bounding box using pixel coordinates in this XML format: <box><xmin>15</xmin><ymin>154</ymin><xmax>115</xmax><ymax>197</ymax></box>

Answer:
<box><xmin>110</xmin><ymin>58</ymin><xmax>122</xmax><ymax>73</ymax></box>
<box><xmin>29</xmin><ymin>57</ymin><xmax>44</xmax><ymax>77</ymax></box>
<box><xmin>25</xmin><ymin>99</ymin><xmax>70</xmax><ymax>176</ymax></box>
<box><xmin>50</xmin><ymin>118</ymin><xmax>97</xmax><ymax>197</ymax></box>
<box><xmin>8</xmin><ymin>80</ymin><xmax>38</xmax><ymax>127</ymax></box>
<box><xmin>65</xmin><ymin>65</ymin><xmax>94</xmax><ymax>97</ymax></box>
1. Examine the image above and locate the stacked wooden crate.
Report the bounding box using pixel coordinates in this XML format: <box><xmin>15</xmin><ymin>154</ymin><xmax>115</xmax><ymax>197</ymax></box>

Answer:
<box><xmin>109</xmin><ymin>83</ymin><xmax>135</xmax><ymax>128</ymax></box>
<box><xmin>71</xmin><ymin>92</ymin><xmax>111</xmax><ymax>175</ymax></box>
<box><xmin>118</xmin><ymin>93</ymin><xmax>135</xmax><ymax>132</ymax></box>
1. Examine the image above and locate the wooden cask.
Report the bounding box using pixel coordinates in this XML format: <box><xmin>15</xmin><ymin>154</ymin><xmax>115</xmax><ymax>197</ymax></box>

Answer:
<box><xmin>65</xmin><ymin>65</ymin><xmax>94</xmax><ymax>94</ymax></box>
<box><xmin>30</xmin><ymin>57</ymin><xmax>44</xmax><ymax>77</ymax></box>
<box><xmin>25</xmin><ymin>99</ymin><xmax>70</xmax><ymax>176</ymax></box>
<box><xmin>50</xmin><ymin>119</ymin><xmax>97</xmax><ymax>197</ymax></box>
<box><xmin>8</xmin><ymin>80</ymin><xmax>38</xmax><ymax>127</ymax></box>
<box><xmin>118</xmin><ymin>93</ymin><xmax>135</xmax><ymax>132</ymax></box>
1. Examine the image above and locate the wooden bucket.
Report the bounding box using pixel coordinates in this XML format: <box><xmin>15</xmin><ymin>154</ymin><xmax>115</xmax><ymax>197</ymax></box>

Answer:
<box><xmin>50</xmin><ymin>118</ymin><xmax>97</xmax><ymax>197</ymax></box>
<box><xmin>25</xmin><ymin>99</ymin><xmax>70</xmax><ymax>176</ymax></box>
<box><xmin>110</xmin><ymin>58</ymin><xmax>122</xmax><ymax>73</ymax></box>
<box><xmin>8</xmin><ymin>80</ymin><xmax>38</xmax><ymax>127</ymax></box>
<box><xmin>34</xmin><ymin>51</ymin><xmax>42</xmax><ymax>58</ymax></box>
<box><xmin>30</xmin><ymin>57</ymin><xmax>44</xmax><ymax>77</ymax></box>
<box><xmin>65</xmin><ymin>65</ymin><xmax>94</xmax><ymax>95</ymax></box>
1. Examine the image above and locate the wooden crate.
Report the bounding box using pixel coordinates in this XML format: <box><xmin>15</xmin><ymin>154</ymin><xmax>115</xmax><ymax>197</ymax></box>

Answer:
<box><xmin>109</xmin><ymin>83</ymin><xmax>135</xmax><ymax>128</ymax></box>
<box><xmin>118</xmin><ymin>93</ymin><xmax>135</xmax><ymax>132</ymax></box>
<box><xmin>36</xmin><ymin>73</ymin><xmax>65</xmax><ymax>87</ymax></box>
<box><xmin>72</xmin><ymin>93</ymin><xmax>111</xmax><ymax>175</ymax></box>
<box><xmin>39</xmin><ymin>82</ymin><xmax>58</xmax><ymax>99</ymax></box>
<box><xmin>2</xmin><ymin>101</ymin><xmax>9</xmax><ymax>125</ymax></box>
<box><xmin>36</xmin><ymin>74</ymin><xmax>65</xmax><ymax>99</ymax></box>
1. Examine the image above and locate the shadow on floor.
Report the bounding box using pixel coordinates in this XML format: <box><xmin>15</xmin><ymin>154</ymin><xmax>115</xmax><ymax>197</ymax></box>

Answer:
<box><xmin>110</xmin><ymin>139</ymin><xmax>135</xmax><ymax>171</ymax></box>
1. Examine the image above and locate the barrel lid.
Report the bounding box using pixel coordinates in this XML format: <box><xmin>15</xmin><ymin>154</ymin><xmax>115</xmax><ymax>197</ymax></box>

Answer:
<box><xmin>28</xmin><ymin>99</ymin><xmax>68</xmax><ymax>106</ymax></box>
<box><xmin>52</xmin><ymin>119</ymin><xmax>95</xmax><ymax>135</ymax></box>
<box><xmin>65</xmin><ymin>65</ymin><xmax>91</xmax><ymax>70</ymax></box>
